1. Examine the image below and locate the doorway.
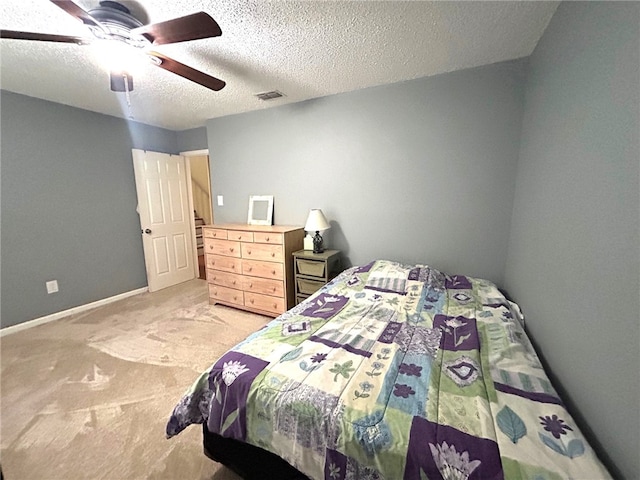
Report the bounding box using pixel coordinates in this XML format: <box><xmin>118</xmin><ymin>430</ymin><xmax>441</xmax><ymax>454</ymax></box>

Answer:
<box><xmin>182</xmin><ymin>149</ymin><xmax>213</xmax><ymax>280</ymax></box>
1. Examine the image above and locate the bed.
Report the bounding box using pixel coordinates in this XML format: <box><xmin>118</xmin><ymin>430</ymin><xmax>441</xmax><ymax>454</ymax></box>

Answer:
<box><xmin>166</xmin><ymin>259</ymin><xmax>611</xmax><ymax>479</ymax></box>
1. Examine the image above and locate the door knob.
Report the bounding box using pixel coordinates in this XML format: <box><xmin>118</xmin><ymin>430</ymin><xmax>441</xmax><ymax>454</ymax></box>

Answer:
<box><xmin>145</xmin><ymin>228</ymin><xmax>152</xmax><ymax>234</ymax></box>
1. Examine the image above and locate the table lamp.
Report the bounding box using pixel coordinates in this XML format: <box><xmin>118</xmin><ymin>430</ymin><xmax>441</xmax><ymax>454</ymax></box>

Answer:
<box><xmin>304</xmin><ymin>209</ymin><xmax>331</xmax><ymax>253</ymax></box>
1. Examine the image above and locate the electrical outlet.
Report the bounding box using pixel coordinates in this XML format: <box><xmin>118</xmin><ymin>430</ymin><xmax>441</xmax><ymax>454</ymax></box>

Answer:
<box><xmin>46</xmin><ymin>280</ymin><xmax>59</xmax><ymax>294</ymax></box>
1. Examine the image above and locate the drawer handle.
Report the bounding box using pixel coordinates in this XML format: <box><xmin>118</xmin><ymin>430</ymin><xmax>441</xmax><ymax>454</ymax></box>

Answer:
<box><xmin>232</xmin><ymin>280</ymin><xmax>236</xmax><ymax>285</ymax></box>
<box><xmin>247</xmin><ymin>267</ymin><xmax>253</xmax><ymax>272</ymax></box>
<box><xmin>250</xmin><ymin>299</ymin><xmax>254</xmax><ymax>304</ymax></box>
<box><xmin>247</xmin><ymin>250</ymin><xmax>252</xmax><ymax>255</ymax></box>
<box><xmin>249</xmin><ymin>283</ymin><xmax>253</xmax><ymax>288</ymax></box>
<box><xmin>272</xmin><ymin>270</ymin><xmax>276</xmax><ymax>275</ymax></box>
<box><xmin>229</xmin><ymin>248</ymin><xmax>234</xmax><ymax>252</ymax></box>
<box><xmin>265</xmin><ymin>236</ymin><xmax>270</xmax><ymax>241</ymax></box>
<box><xmin>272</xmin><ymin>287</ymin><xmax>276</xmax><ymax>292</ymax></box>
<box><xmin>271</xmin><ymin>253</ymin><xmax>275</xmax><ymax>257</ymax></box>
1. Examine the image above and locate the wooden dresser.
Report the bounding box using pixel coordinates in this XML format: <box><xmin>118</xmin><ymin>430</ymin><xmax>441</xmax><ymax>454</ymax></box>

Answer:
<box><xmin>203</xmin><ymin>224</ymin><xmax>304</xmax><ymax>317</ymax></box>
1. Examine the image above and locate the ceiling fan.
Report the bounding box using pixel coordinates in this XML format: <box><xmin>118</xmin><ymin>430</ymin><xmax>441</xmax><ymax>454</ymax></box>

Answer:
<box><xmin>0</xmin><ymin>0</ymin><xmax>226</xmax><ymax>92</ymax></box>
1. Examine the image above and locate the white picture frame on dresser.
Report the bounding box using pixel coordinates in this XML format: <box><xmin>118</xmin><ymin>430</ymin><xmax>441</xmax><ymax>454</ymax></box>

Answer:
<box><xmin>247</xmin><ymin>195</ymin><xmax>274</xmax><ymax>225</ymax></box>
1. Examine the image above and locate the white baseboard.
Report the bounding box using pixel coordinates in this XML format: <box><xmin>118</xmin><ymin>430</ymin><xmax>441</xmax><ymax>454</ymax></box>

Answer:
<box><xmin>0</xmin><ymin>287</ymin><xmax>149</xmax><ymax>337</ymax></box>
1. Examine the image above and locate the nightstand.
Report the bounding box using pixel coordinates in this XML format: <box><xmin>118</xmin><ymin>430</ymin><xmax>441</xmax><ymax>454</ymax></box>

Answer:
<box><xmin>293</xmin><ymin>249</ymin><xmax>342</xmax><ymax>305</ymax></box>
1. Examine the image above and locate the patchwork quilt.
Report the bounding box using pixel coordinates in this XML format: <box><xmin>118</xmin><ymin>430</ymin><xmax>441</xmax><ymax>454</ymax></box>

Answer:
<box><xmin>167</xmin><ymin>260</ymin><xmax>611</xmax><ymax>479</ymax></box>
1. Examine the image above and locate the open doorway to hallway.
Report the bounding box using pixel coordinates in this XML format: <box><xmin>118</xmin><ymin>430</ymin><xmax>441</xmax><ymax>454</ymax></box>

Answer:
<box><xmin>183</xmin><ymin>150</ymin><xmax>213</xmax><ymax>280</ymax></box>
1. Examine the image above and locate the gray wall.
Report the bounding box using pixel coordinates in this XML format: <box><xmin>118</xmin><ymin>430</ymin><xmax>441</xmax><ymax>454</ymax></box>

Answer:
<box><xmin>504</xmin><ymin>2</ymin><xmax>639</xmax><ymax>478</ymax></box>
<box><xmin>1</xmin><ymin>91</ymin><xmax>180</xmax><ymax>327</ymax></box>
<box><xmin>208</xmin><ymin>59</ymin><xmax>526</xmax><ymax>285</ymax></box>
<box><xmin>176</xmin><ymin>126</ymin><xmax>208</xmax><ymax>153</ymax></box>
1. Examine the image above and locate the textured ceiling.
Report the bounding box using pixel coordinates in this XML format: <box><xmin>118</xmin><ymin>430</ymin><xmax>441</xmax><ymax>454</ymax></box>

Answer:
<box><xmin>0</xmin><ymin>1</ymin><xmax>559</xmax><ymax>131</ymax></box>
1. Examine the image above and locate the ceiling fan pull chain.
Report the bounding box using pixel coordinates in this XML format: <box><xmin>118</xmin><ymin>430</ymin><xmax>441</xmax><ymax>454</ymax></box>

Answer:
<box><xmin>123</xmin><ymin>73</ymin><xmax>133</xmax><ymax>119</ymax></box>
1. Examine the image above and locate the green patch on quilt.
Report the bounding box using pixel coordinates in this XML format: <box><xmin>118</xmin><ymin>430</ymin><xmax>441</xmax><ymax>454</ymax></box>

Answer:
<box><xmin>477</xmin><ymin>324</ymin><xmax>498</xmax><ymax>404</ymax></box>
<box><xmin>340</xmin><ymin>406</ymin><xmax>409</xmax><ymax>480</ymax></box>
<box><xmin>496</xmin><ymin>405</ymin><xmax>527</xmax><ymax>443</ymax></box>
<box><xmin>184</xmin><ymin>369</ymin><xmax>210</xmax><ymax>396</ymax></box>
<box><xmin>501</xmin><ymin>457</ymin><xmax>564</xmax><ymax>480</ymax></box>
<box><xmin>283</xmin><ymin>400</ymin><xmax>322</xmax><ymax>429</ymax></box>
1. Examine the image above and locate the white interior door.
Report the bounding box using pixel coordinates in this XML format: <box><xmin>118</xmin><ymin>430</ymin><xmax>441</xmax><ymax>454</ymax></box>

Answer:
<box><xmin>132</xmin><ymin>149</ymin><xmax>195</xmax><ymax>292</ymax></box>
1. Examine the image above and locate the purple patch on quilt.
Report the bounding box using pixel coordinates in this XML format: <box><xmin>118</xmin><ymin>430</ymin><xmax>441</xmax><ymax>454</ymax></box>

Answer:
<box><xmin>408</xmin><ymin>267</ymin><xmax>429</xmax><ymax>282</ymax></box>
<box><xmin>325</xmin><ymin>448</ymin><xmax>348</xmax><ymax>480</ymax></box>
<box><xmin>300</xmin><ymin>293</ymin><xmax>349</xmax><ymax>319</ymax></box>
<box><xmin>494</xmin><ymin>382</ymin><xmax>563</xmax><ymax>405</ymax></box>
<box><xmin>207</xmin><ymin>351</ymin><xmax>268</xmax><ymax>442</ymax></box>
<box><xmin>433</xmin><ymin>315</ymin><xmax>480</xmax><ymax>351</ymax></box>
<box><xmin>354</xmin><ymin>262</ymin><xmax>375</xmax><ymax>274</ymax></box>
<box><xmin>309</xmin><ymin>335</ymin><xmax>372</xmax><ymax>358</ymax></box>
<box><xmin>378</xmin><ymin>321</ymin><xmax>403</xmax><ymax>344</ymax></box>
<box><xmin>404</xmin><ymin>417</ymin><xmax>503</xmax><ymax>480</ymax></box>
<box><xmin>445</xmin><ymin>275</ymin><xmax>472</xmax><ymax>290</ymax></box>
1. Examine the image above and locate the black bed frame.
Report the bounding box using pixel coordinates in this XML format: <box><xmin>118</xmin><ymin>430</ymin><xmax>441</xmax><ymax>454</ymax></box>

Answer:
<box><xmin>202</xmin><ymin>424</ymin><xmax>310</xmax><ymax>480</ymax></box>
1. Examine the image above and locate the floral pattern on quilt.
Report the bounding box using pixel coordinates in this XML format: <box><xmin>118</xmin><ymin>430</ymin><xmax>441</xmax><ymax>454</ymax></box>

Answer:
<box><xmin>167</xmin><ymin>260</ymin><xmax>611</xmax><ymax>480</ymax></box>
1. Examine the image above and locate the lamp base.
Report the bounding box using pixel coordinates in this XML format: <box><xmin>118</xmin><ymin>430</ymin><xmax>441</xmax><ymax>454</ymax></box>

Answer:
<box><xmin>312</xmin><ymin>231</ymin><xmax>324</xmax><ymax>254</ymax></box>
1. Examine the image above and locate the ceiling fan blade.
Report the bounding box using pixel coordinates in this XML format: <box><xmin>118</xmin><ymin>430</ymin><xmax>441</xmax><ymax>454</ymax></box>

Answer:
<box><xmin>0</xmin><ymin>29</ymin><xmax>89</xmax><ymax>44</ymax></box>
<box><xmin>49</xmin><ymin>0</ymin><xmax>103</xmax><ymax>30</ymax></box>
<box><xmin>132</xmin><ymin>12</ymin><xmax>222</xmax><ymax>45</ymax></box>
<box><xmin>148</xmin><ymin>51</ymin><xmax>225</xmax><ymax>91</ymax></box>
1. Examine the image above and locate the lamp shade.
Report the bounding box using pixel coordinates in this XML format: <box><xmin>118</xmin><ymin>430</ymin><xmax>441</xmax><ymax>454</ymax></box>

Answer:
<box><xmin>304</xmin><ymin>209</ymin><xmax>331</xmax><ymax>232</ymax></box>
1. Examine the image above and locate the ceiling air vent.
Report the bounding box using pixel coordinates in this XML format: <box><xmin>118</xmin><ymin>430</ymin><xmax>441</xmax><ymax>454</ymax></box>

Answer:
<box><xmin>255</xmin><ymin>90</ymin><xmax>285</xmax><ymax>101</ymax></box>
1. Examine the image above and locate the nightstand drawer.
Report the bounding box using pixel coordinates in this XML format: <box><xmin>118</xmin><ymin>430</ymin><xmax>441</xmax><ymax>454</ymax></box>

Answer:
<box><xmin>296</xmin><ymin>258</ymin><xmax>326</xmax><ymax>277</ymax></box>
<box><xmin>206</xmin><ymin>254</ymin><xmax>242</xmax><ymax>274</ymax></box>
<box><xmin>209</xmin><ymin>270</ymin><xmax>243</xmax><ymax>289</ymax></box>
<box><xmin>243</xmin><ymin>276</ymin><xmax>284</xmax><ymax>297</ymax></box>
<box><xmin>241</xmin><ymin>243</ymin><xmax>283</xmax><ymax>262</ymax></box>
<box><xmin>206</xmin><ymin>238</ymin><xmax>241</xmax><ymax>257</ymax></box>
<box><xmin>242</xmin><ymin>259</ymin><xmax>284</xmax><ymax>280</ymax></box>
<box><xmin>297</xmin><ymin>277</ymin><xmax>325</xmax><ymax>295</ymax></box>
<box><xmin>245</xmin><ymin>292</ymin><xmax>284</xmax><ymax>315</ymax></box>
<box><xmin>209</xmin><ymin>284</ymin><xmax>244</xmax><ymax>306</ymax></box>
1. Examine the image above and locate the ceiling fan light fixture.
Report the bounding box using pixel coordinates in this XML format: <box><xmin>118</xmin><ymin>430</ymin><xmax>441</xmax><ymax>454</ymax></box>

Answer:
<box><xmin>92</xmin><ymin>38</ymin><xmax>147</xmax><ymax>75</ymax></box>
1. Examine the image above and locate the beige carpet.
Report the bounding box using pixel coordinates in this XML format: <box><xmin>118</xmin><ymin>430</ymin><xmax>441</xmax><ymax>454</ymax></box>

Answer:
<box><xmin>1</xmin><ymin>279</ymin><xmax>271</xmax><ymax>480</ymax></box>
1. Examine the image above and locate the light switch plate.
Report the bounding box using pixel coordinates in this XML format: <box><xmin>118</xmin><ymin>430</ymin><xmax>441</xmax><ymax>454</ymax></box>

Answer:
<box><xmin>217</xmin><ymin>195</ymin><xmax>224</xmax><ymax>206</ymax></box>
<box><xmin>46</xmin><ymin>280</ymin><xmax>59</xmax><ymax>294</ymax></box>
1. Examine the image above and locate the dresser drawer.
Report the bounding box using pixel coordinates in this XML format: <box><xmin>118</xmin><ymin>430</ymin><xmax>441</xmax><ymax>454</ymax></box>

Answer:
<box><xmin>206</xmin><ymin>254</ymin><xmax>242</xmax><ymax>274</ymax></box>
<box><xmin>242</xmin><ymin>259</ymin><xmax>284</xmax><ymax>280</ymax></box>
<box><xmin>205</xmin><ymin>238</ymin><xmax>241</xmax><ymax>257</ymax></box>
<box><xmin>204</xmin><ymin>228</ymin><xmax>228</xmax><ymax>240</ymax></box>
<box><xmin>241</xmin><ymin>242</ymin><xmax>283</xmax><ymax>262</ymax></box>
<box><xmin>228</xmin><ymin>230</ymin><xmax>254</xmax><ymax>242</ymax></box>
<box><xmin>254</xmin><ymin>232</ymin><xmax>283</xmax><ymax>244</ymax></box>
<box><xmin>245</xmin><ymin>292</ymin><xmax>285</xmax><ymax>315</ymax></box>
<box><xmin>209</xmin><ymin>270</ymin><xmax>243</xmax><ymax>289</ymax></box>
<box><xmin>243</xmin><ymin>276</ymin><xmax>284</xmax><ymax>297</ymax></box>
<box><xmin>209</xmin><ymin>284</ymin><xmax>244</xmax><ymax>306</ymax></box>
